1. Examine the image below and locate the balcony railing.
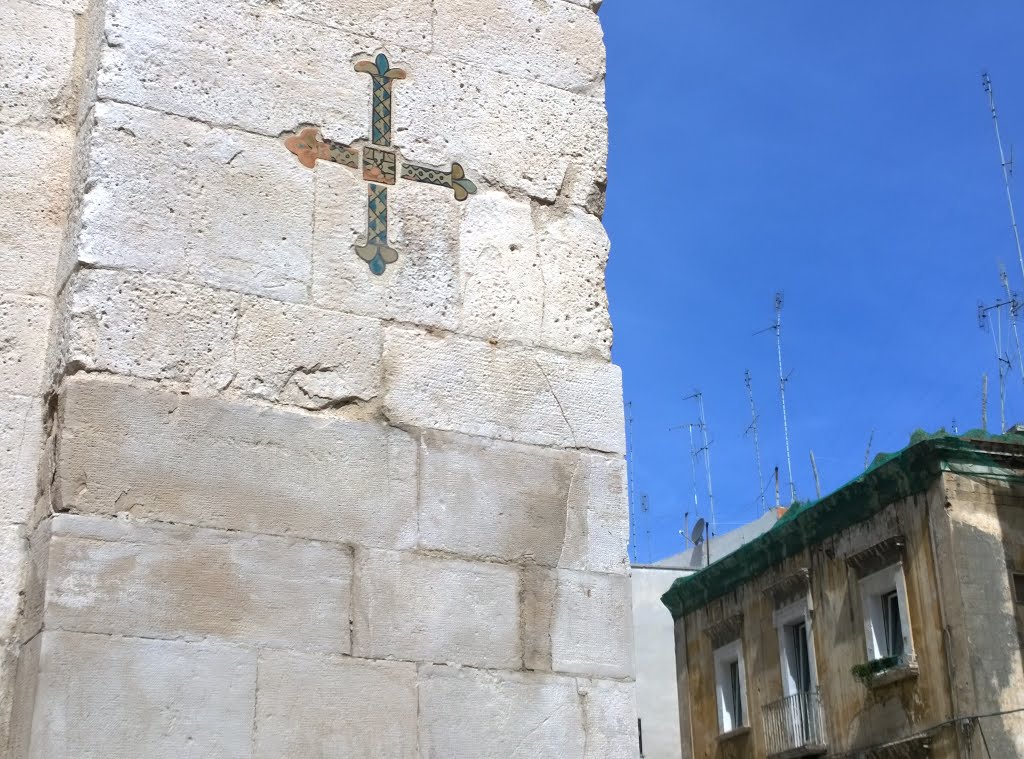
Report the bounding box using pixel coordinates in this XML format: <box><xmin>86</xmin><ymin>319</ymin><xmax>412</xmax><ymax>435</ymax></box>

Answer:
<box><xmin>761</xmin><ymin>691</ymin><xmax>827</xmax><ymax>757</ymax></box>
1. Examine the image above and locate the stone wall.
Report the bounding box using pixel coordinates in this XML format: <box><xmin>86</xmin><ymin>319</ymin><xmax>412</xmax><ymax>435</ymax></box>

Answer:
<box><xmin>1</xmin><ymin>0</ymin><xmax>636</xmax><ymax>755</ymax></box>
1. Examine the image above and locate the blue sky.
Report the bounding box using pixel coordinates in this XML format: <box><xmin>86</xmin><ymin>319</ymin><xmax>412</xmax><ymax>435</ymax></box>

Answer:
<box><xmin>600</xmin><ymin>1</ymin><xmax>1024</xmax><ymax>563</ymax></box>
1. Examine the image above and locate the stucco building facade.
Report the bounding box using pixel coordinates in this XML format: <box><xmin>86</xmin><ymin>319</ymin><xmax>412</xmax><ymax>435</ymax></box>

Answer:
<box><xmin>663</xmin><ymin>435</ymin><xmax>1024</xmax><ymax>758</ymax></box>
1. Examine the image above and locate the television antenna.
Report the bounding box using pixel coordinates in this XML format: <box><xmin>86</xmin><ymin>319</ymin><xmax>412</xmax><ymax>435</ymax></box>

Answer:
<box><xmin>756</xmin><ymin>293</ymin><xmax>797</xmax><ymax>503</ymax></box>
<box><xmin>683</xmin><ymin>390</ymin><xmax>717</xmax><ymax>534</ymax></box>
<box><xmin>978</xmin><ymin>290</ymin><xmax>1015</xmax><ymax>433</ymax></box>
<box><xmin>626</xmin><ymin>402</ymin><xmax>638</xmax><ymax>564</ymax></box>
<box><xmin>982</xmin><ymin>73</ymin><xmax>1024</xmax><ymax>291</ymax></box>
<box><xmin>744</xmin><ymin>370</ymin><xmax>767</xmax><ymax>514</ymax></box>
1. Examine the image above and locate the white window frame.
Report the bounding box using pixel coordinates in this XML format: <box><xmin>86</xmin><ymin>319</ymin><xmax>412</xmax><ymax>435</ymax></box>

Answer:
<box><xmin>713</xmin><ymin>639</ymin><xmax>748</xmax><ymax>734</ymax></box>
<box><xmin>858</xmin><ymin>563</ymin><xmax>914</xmax><ymax>663</ymax></box>
<box><xmin>773</xmin><ymin>599</ymin><xmax>819</xmax><ymax>697</ymax></box>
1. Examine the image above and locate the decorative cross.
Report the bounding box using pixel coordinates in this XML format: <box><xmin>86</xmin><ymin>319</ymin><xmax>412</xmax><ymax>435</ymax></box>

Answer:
<box><xmin>283</xmin><ymin>53</ymin><xmax>478</xmax><ymax>275</ymax></box>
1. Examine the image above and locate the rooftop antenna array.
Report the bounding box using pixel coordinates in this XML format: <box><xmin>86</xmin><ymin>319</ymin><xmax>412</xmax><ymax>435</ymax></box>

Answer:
<box><xmin>1000</xmin><ymin>265</ymin><xmax>1024</xmax><ymax>381</ymax></box>
<box><xmin>978</xmin><ymin>292</ymin><xmax>1015</xmax><ymax>433</ymax></box>
<box><xmin>626</xmin><ymin>402</ymin><xmax>638</xmax><ymax>563</ymax></box>
<box><xmin>641</xmin><ymin>493</ymin><xmax>652</xmax><ymax>564</ymax></box>
<box><xmin>983</xmin><ymin>73</ymin><xmax>1024</xmax><ymax>292</ymax></box>
<box><xmin>683</xmin><ymin>391</ymin><xmax>717</xmax><ymax>534</ymax></box>
<box><xmin>757</xmin><ymin>293</ymin><xmax>797</xmax><ymax>503</ymax></box>
<box><xmin>744</xmin><ymin>370</ymin><xmax>767</xmax><ymax>515</ymax></box>
<box><xmin>669</xmin><ymin>421</ymin><xmax>703</xmax><ymax>551</ymax></box>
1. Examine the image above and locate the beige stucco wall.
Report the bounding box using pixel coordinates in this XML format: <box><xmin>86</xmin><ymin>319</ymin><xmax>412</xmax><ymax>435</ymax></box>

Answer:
<box><xmin>1</xmin><ymin>0</ymin><xmax>636</xmax><ymax>756</ymax></box>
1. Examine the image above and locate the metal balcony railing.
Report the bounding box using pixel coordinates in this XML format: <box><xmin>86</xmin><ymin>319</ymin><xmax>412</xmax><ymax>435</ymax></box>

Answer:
<box><xmin>761</xmin><ymin>691</ymin><xmax>827</xmax><ymax>757</ymax></box>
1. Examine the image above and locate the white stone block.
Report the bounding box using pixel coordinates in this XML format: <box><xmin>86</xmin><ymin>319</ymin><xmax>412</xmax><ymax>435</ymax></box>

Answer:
<box><xmin>0</xmin><ymin>294</ymin><xmax>50</xmax><ymax>397</ymax></box>
<box><xmin>0</xmin><ymin>126</ymin><xmax>73</xmax><ymax>296</ymax></box>
<box><xmin>536</xmin><ymin>206</ymin><xmax>612</xmax><ymax>358</ymax></box>
<box><xmin>260</xmin><ymin>0</ymin><xmax>433</xmax><ymax>51</ymax></box>
<box><xmin>433</xmin><ymin>0</ymin><xmax>605</xmax><ymax>92</ymax></box>
<box><xmin>579</xmin><ymin>677</ymin><xmax>639</xmax><ymax>759</ymax></box>
<box><xmin>311</xmin><ymin>161</ymin><xmax>462</xmax><ymax>331</ymax></box>
<box><xmin>0</xmin><ymin>395</ymin><xmax>43</xmax><ymax>525</ymax></box>
<box><xmin>58</xmin><ymin>378</ymin><xmax>418</xmax><ymax>548</ymax></box>
<box><xmin>418</xmin><ymin>431</ymin><xmax>575</xmax><ymax>565</ymax></box>
<box><xmin>559</xmin><ymin>453</ymin><xmax>630</xmax><ymax>575</ymax></box>
<box><xmin>254</xmin><ymin>650</ymin><xmax>418</xmax><ymax>759</ymax></box>
<box><xmin>99</xmin><ymin>0</ymin><xmax>607</xmax><ymax>205</ymax></box>
<box><xmin>19</xmin><ymin>631</ymin><xmax>256</xmax><ymax>758</ymax></box>
<box><xmin>418</xmin><ymin>665</ymin><xmax>586</xmax><ymax>759</ymax></box>
<box><xmin>80</xmin><ymin>102</ymin><xmax>313</xmax><ymax>301</ymax></box>
<box><xmin>43</xmin><ymin>515</ymin><xmax>353</xmax><ymax>653</ymax></box>
<box><xmin>65</xmin><ymin>270</ymin><xmax>239</xmax><ymax>391</ymax></box>
<box><xmin>0</xmin><ymin>526</ymin><xmax>27</xmax><ymax>645</ymax></box>
<box><xmin>0</xmin><ymin>0</ymin><xmax>77</xmax><ymax>126</ymax></box>
<box><xmin>383</xmin><ymin>327</ymin><xmax>625</xmax><ymax>453</ymax></box>
<box><xmin>457</xmin><ymin>191</ymin><xmax>544</xmax><ymax>344</ymax></box>
<box><xmin>353</xmin><ymin>549</ymin><xmax>520</xmax><ymax>668</ymax></box>
<box><xmin>235</xmin><ymin>294</ymin><xmax>383</xmax><ymax>411</ymax></box>
<box><xmin>534</xmin><ymin>569</ymin><xmax>633</xmax><ymax>678</ymax></box>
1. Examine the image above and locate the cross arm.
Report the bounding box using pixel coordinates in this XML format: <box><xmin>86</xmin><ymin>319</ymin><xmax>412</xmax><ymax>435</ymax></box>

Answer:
<box><xmin>401</xmin><ymin>161</ymin><xmax>478</xmax><ymax>201</ymax></box>
<box><xmin>283</xmin><ymin>127</ymin><xmax>359</xmax><ymax>169</ymax></box>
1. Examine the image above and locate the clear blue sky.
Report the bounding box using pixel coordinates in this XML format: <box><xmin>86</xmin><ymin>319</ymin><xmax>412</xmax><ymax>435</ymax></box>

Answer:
<box><xmin>600</xmin><ymin>1</ymin><xmax>1024</xmax><ymax>563</ymax></box>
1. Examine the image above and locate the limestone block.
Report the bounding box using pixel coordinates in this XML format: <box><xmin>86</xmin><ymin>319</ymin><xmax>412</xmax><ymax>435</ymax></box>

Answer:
<box><xmin>579</xmin><ymin>678</ymin><xmax>639</xmax><ymax>759</ymax></box>
<box><xmin>0</xmin><ymin>395</ymin><xmax>43</xmax><ymax>525</ymax></box>
<box><xmin>254</xmin><ymin>650</ymin><xmax>418</xmax><ymax>758</ymax></box>
<box><xmin>80</xmin><ymin>102</ymin><xmax>313</xmax><ymax>301</ymax></box>
<box><xmin>383</xmin><ymin>327</ymin><xmax>626</xmax><ymax>454</ymax></box>
<box><xmin>418</xmin><ymin>665</ymin><xmax>586</xmax><ymax>758</ymax></box>
<box><xmin>311</xmin><ymin>161</ymin><xmax>461</xmax><ymax>331</ymax></box>
<box><xmin>433</xmin><ymin>0</ymin><xmax>605</xmax><ymax>92</ymax></box>
<box><xmin>43</xmin><ymin>515</ymin><xmax>353</xmax><ymax>653</ymax></box>
<box><xmin>58</xmin><ymin>378</ymin><xmax>418</xmax><ymax>547</ymax></box>
<box><xmin>235</xmin><ymin>297</ymin><xmax>383</xmax><ymax>409</ymax></box>
<box><xmin>0</xmin><ymin>294</ymin><xmax>50</xmax><ymax>397</ymax></box>
<box><xmin>0</xmin><ymin>0</ymin><xmax>77</xmax><ymax>125</ymax></box>
<box><xmin>65</xmin><ymin>270</ymin><xmax>239</xmax><ymax>391</ymax></box>
<box><xmin>353</xmin><ymin>549</ymin><xmax>520</xmax><ymax>668</ymax></box>
<box><xmin>0</xmin><ymin>126</ymin><xmax>73</xmax><ymax>296</ymax></box>
<box><xmin>0</xmin><ymin>526</ymin><xmax>27</xmax><ymax>645</ymax></box>
<box><xmin>18</xmin><ymin>631</ymin><xmax>256</xmax><ymax>758</ymax></box>
<box><xmin>457</xmin><ymin>191</ymin><xmax>544</xmax><ymax>344</ymax></box>
<box><xmin>524</xmin><ymin>568</ymin><xmax>634</xmax><ymax>678</ymax></box>
<box><xmin>559</xmin><ymin>453</ymin><xmax>630</xmax><ymax>575</ymax></box>
<box><xmin>536</xmin><ymin>206</ymin><xmax>612</xmax><ymax>358</ymax></box>
<box><xmin>99</xmin><ymin>0</ymin><xmax>607</xmax><ymax>205</ymax></box>
<box><xmin>259</xmin><ymin>0</ymin><xmax>433</xmax><ymax>51</ymax></box>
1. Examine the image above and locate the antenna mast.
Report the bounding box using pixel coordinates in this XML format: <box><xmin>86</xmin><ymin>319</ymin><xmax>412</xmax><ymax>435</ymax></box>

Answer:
<box><xmin>983</xmin><ymin>73</ymin><xmax>1024</xmax><ymax>290</ymax></box>
<box><xmin>982</xmin><ymin>373</ymin><xmax>989</xmax><ymax>432</ymax></box>
<box><xmin>1000</xmin><ymin>265</ymin><xmax>1024</xmax><ymax>380</ymax></box>
<box><xmin>773</xmin><ymin>293</ymin><xmax>797</xmax><ymax>502</ymax></box>
<box><xmin>626</xmin><ymin>402</ymin><xmax>638</xmax><ymax>563</ymax></box>
<box><xmin>978</xmin><ymin>293</ymin><xmax>1015</xmax><ymax>433</ymax></box>
<box><xmin>684</xmin><ymin>391</ymin><xmax>717</xmax><ymax>534</ymax></box>
<box><xmin>744</xmin><ymin>370</ymin><xmax>767</xmax><ymax>514</ymax></box>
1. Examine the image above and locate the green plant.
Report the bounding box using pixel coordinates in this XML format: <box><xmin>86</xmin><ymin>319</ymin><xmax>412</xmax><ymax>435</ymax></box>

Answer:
<box><xmin>851</xmin><ymin>656</ymin><xmax>899</xmax><ymax>684</ymax></box>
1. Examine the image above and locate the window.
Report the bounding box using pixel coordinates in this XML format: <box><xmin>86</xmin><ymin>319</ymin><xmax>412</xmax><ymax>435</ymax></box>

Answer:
<box><xmin>713</xmin><ymin>640</ymin><xmax>748</xmax><ymax>734</ymax></box>
<box><xmin>774</xmin><ymin>600</ymin><xmax>818</xmax><ymax>696</ymax></box>
<box><xmin>858</xmin><ymin>564</ymin><xmax>913</xmax><ymax>663</ymax></box>
<box><xmin>1013</xmin><ymin>573</ymin><xmax>1024</xmax><ymax>605</ymax></box>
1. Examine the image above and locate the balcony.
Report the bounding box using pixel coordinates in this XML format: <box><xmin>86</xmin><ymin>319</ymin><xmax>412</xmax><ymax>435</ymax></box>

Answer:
<box><xmin>761</xmin><ymin>691</ymin><xmax>827</xmax><ymax>758</ymax></box>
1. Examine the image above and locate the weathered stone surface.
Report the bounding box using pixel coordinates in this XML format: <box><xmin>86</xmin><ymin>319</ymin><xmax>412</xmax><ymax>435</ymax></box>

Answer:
<box><xmin>418</xmin><ymin>665</ymin><xmax>586</xmax><ymax>758</ymax></box>
<box><xmin>0</xmin><ymin>126</ymin><xmax>73</xmax><ymax>296</ymax></box>
<box><xmin>0</xmin><ymin>526</ymin><xmax>27</xmax><ymax>645</ymax></box>
<box><xmin>384</xmin><ymin>327</ymin><xmax>625</xmax><ymax>453</ymax></box>
<box><xmin>433</xmin><ymin>0</ymin><xmax>605</xmax><ymax>92</ymax></box>
<box><xmin>579</xmin><ymin>677</ymin><xmax>639</xmax><ymax>759</ymax></box>
<box><xmin>559</xmin><ymin>453</ymin><xmax>630</xmax><ymax>575</ymax></box>
<box><xmin>524</xmin><ymin>568</ymin><xmax>634</xmax><ymax>677</ymax></box>
<box><xmin>99</xmin><ymin>0</ymin><xmax>606</xmax><ymax>205</ymax></box>
<box><xmin>353</xmin><ymin>549</ymin><xmax>520</xmax><ymax>668</ymax></box>
<box><xmin>65</xmin><ymin>269</ymin><xmax>239</xmax><ymax>391</ymax></box>
<box><xmin>536</xmin><ymin>206</ymin><xmax>612</xmax><ymax>358</ymax></box>
<box><xmin>80</xmin><ymin>102</ymin><xmax>313</xmax><ymax>300</ymax></box>
<box><xmin>17</xmin><ymin>631</ymin><xmax>256</xmax><ymax>758</ymax></box>
<box><xmin>457</xmin><ymin>192</ymin><xmax>544</xmax><ymax>344</ymax></box>
<box><xmin>0</xmin><ymin>0</ymin><xmax>77</xmax><ymax>126</ymax></box>
<box><xmin>58</xmin><ymin>378</ymin><xmax>418</xmax><ymax>547</ymax></box>
<box><xmin>259</xmin><ymin>0</ymin><xmax>433</xmax><ymax>51</ymax></box>
<box><xmin>0</xmin><ymin>294</ymin><xmax>50</xmax><ymax>397</ymax></box>
<box><xmin>44</xmin><ymin>515</ymin><xmax>353</xmax><ymax>652</ymax></box>
<box><xmin>311</xmin><ymin>161</ymin><xmax>462</xmax><ymax>330</ymax></box>
<box><xmin>254</xmin><ymin>650</ymin><xmax>418</xmax><ymax>759</ymax></box>
<box><xmin>0</xmin><ymin>395</ymin><xmax>43</xmax><ymax>525</ymax></box>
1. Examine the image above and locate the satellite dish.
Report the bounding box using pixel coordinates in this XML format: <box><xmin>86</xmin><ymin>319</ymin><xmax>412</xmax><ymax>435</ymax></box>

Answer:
<box><xmin>691</xmin><ymin>518</ymin><xmax>706</xmax><ymax>546</ymax></box>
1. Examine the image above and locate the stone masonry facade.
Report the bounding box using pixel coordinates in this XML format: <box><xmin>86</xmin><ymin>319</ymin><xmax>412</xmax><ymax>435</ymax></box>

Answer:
<box><xmin>0</xmin><ymin>0</ymin><xmax>637</xmax><ymax>755</ymax></box>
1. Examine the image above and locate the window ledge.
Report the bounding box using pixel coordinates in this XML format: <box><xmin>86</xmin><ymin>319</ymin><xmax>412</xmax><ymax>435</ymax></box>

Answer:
<box><xmin>868</xmin><ymin>662</ymin><xmax>919</xmax><ymax>688</ymax></box>
<box><xmin>716</xmin><ymin>726</ymin><xmax>751</xmax><ymax>743</ymax></box>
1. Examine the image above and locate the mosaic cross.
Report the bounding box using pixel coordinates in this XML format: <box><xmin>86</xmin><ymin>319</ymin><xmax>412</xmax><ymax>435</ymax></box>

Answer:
<box><xmin>283</xmin><ymin>53</ymin><xmax>478</xmax><ymax>275</ymax></box>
